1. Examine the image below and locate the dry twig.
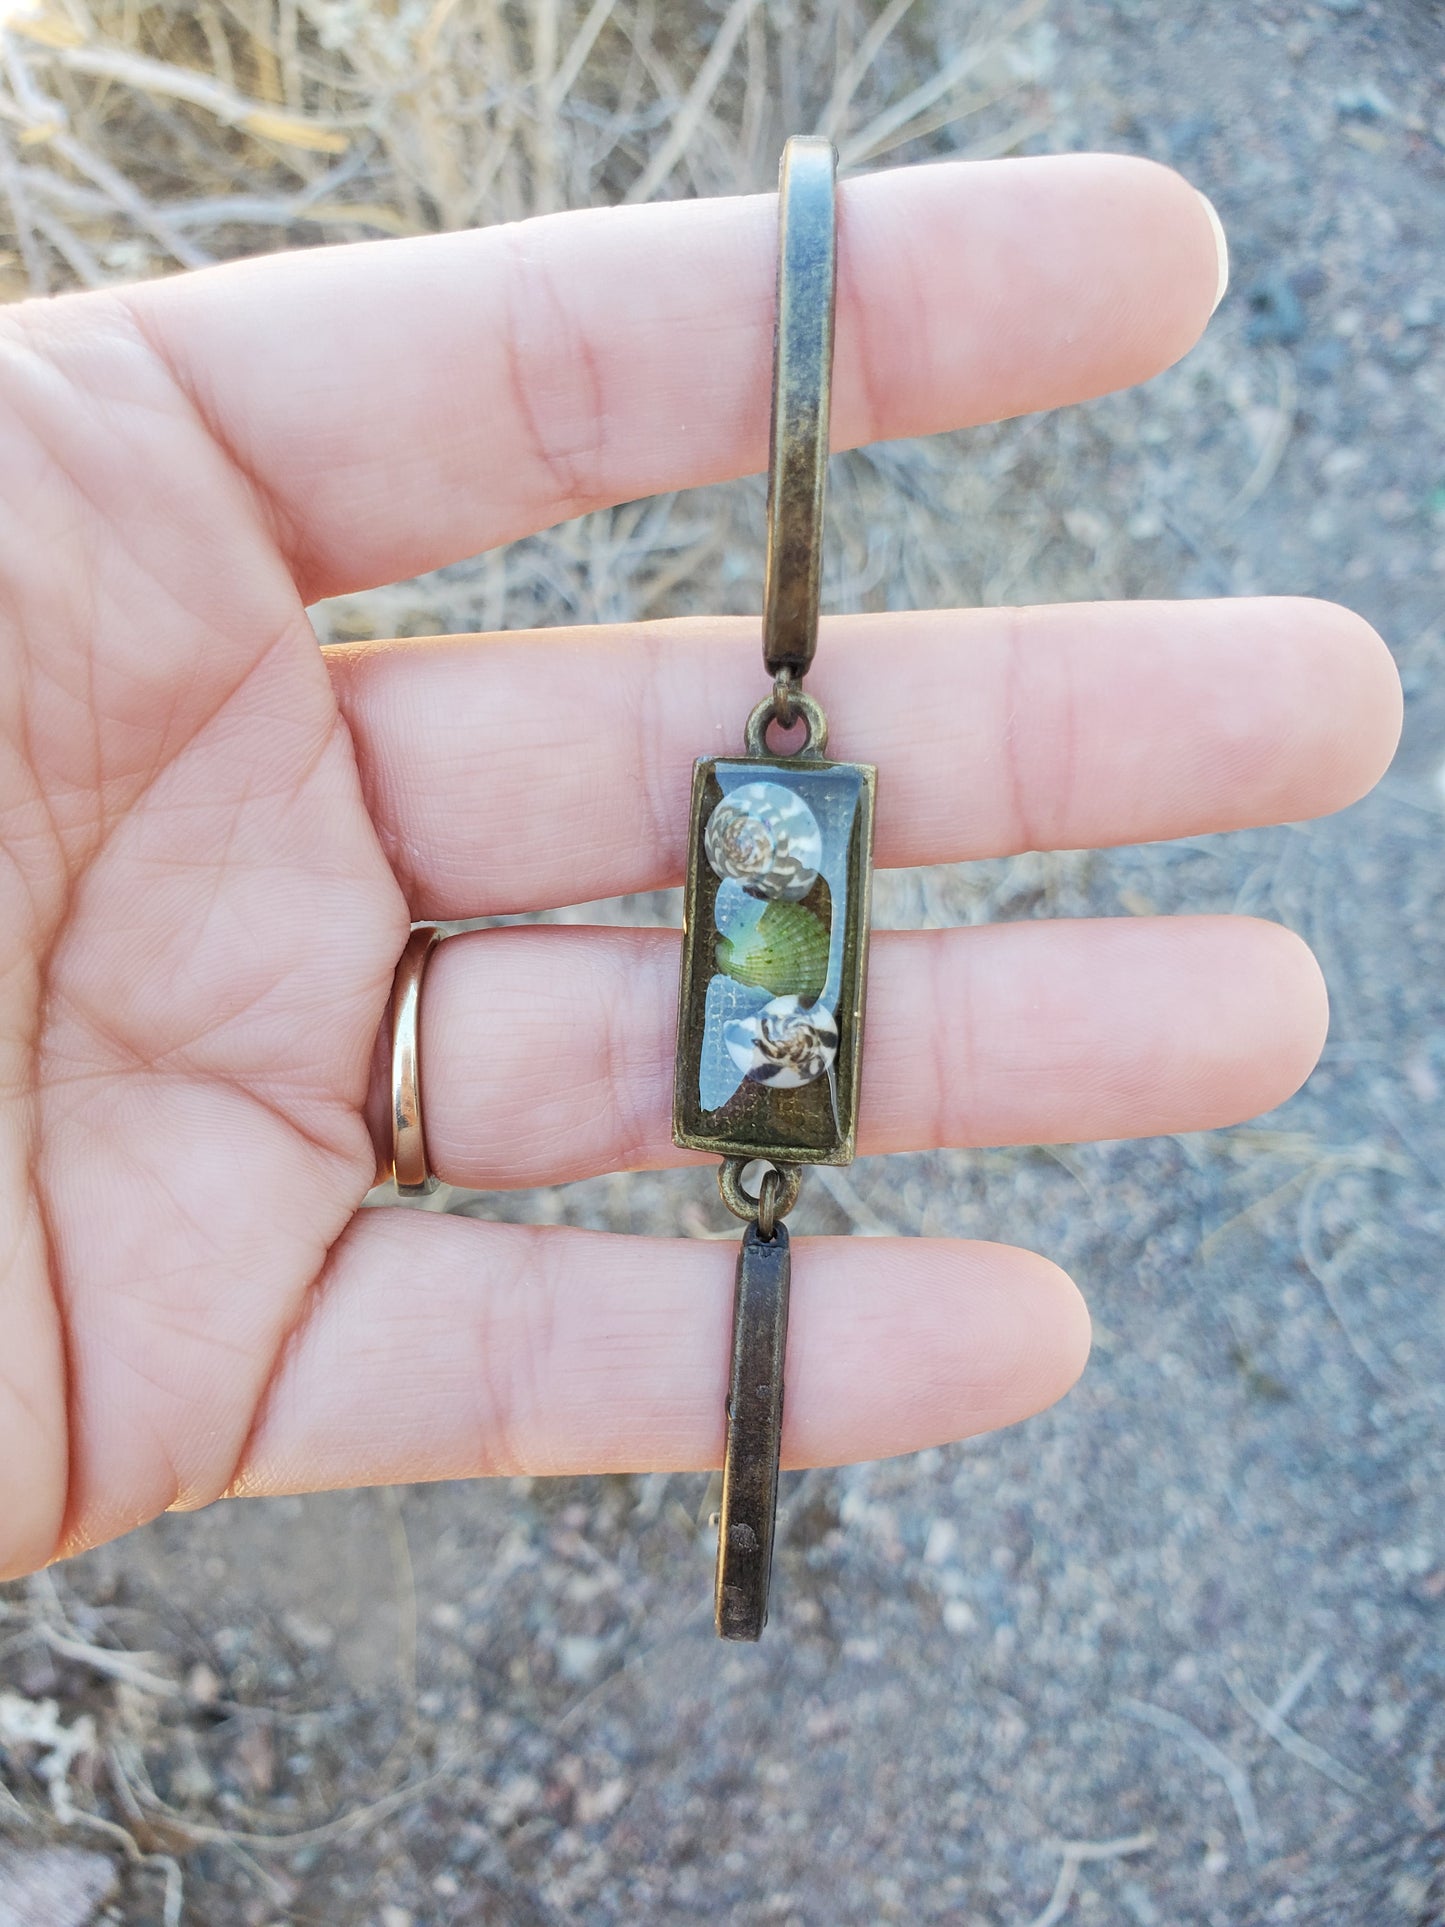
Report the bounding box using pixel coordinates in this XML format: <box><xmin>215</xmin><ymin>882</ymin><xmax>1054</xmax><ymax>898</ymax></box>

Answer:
<box><xmin>1119</xmin><ymin>1697</ymin><xmax>1263</xmax><ymax>1863</ymax></box>
<box><xmin>1021</xmin><ymin>1829</ymin><xmax>1157</xmax><ymax>1927</ymax></box>
<box><xmin>1224</xmin><ymin>1656</ymin><xmax>1370</xmax><ymax>1799</ymax></box>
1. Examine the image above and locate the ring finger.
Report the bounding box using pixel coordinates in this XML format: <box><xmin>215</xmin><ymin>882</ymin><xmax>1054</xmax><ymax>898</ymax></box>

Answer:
<box><xmin>369</xmin><ymin>913</ymin><xmax>1327</xmax><ymax>1189</ymax></box>
<box><xmin>330</xmin><ymin>597</ymin><xmax>1400</xmax><ymax>920</ymax></box>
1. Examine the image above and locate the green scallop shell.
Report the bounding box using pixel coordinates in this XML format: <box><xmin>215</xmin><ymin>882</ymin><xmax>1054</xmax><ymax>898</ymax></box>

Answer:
<box><xmin>716</xmin><ymin>901</ymin><xmax>829</xmax><ymax>1000</ymax></box>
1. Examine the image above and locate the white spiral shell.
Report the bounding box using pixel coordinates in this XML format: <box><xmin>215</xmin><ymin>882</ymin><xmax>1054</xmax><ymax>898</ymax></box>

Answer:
<box><xmin>722</xmin><ymin>994</ymin><xmax>838</xmax><ymax>1088</ymax></box>
<box><xmin>704</xmin><ymin>781</ymin><xmax>822</xmax><ymax>902</ymax></box>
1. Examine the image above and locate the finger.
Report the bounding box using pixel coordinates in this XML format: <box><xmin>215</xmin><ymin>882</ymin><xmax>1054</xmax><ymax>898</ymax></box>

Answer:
<box><xmin>329</xmin><ymin>598</ymin><xmax>1401</xmax><ymax>919</ymax></box>
<box><xmin>365</xmin><ymin>915</ymin><xmax>1327</xmax><ymax>1190</ymax></box>
<box><xmin>226</xmin><ymin>1213</ymin><xmax>1091</xmax><ymax>1495</ymax></box>
<box><xmin>108</xmin><ymin>154</ymin><xmax>1223</xmax><ymax>598</ymax></box>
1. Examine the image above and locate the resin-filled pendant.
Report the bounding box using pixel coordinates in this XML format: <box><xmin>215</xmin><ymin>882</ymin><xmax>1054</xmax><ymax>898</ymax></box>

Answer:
<box><xmin>674</xmin><ymin>727</ymin><xmax>875</xmax><ymax>1166</ymax></box>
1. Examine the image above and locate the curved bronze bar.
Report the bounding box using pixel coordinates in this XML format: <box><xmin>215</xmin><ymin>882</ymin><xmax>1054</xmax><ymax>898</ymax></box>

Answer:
<box><xmin>761</xmin><ymin>136</ymin><xmax>838</xmax><ymax>684</ymax></box>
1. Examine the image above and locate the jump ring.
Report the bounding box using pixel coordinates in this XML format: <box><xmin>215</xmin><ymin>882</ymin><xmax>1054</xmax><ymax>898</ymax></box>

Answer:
<box><xmin>718</xmin><ymin>1157</ymin><xmax>802</xmax><ymax>1228</ymax></box>
<box><xmin>743</xmin><ymin>689</ymin><xmax>829</xmax><ymax>760</ymax></box>
<box><xmin>756</xmin><ymin>1168</ymin><xmax>785</xmax><ymax>1241</ymax></box>
<box><xmin>391</xmin><ymin>924</ymin><xmax>442</xmax><ymax>1196</ymax></box>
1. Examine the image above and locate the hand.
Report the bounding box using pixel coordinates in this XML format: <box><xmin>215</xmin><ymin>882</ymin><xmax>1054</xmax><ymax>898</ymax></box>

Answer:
<box><xmin>0</xmin><ymin>154</ymin><xmax>1399</xmax><ymax>1578</ymax></box>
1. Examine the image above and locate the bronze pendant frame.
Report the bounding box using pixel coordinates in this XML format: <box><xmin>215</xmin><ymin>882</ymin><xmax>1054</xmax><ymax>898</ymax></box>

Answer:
<box><xmin>672</xmin><ymin>745</ymin><xmax>876</xmax><ymax>1166</ymax></box>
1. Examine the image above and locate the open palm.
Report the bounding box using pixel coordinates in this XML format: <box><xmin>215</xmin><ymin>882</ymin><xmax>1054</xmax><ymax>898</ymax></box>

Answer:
<box><xmin>0</xmin><ymin>154</ymin><xmax>1399</xmax><ymax>1579</ymax></box>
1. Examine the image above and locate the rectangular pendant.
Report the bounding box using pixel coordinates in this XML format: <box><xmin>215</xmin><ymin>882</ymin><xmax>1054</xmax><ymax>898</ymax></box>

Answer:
<box><xmin>673</xmin><ymin>752</ymin><xmax>876</xmax><ymax>1166</ymax></box>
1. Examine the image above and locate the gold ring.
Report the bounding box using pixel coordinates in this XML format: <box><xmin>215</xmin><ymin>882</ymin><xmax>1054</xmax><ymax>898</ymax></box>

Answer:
<box><xmin>391</xmin><ymin>925</ymin><xmax>442</xmax><ymax>1196</ymax></box>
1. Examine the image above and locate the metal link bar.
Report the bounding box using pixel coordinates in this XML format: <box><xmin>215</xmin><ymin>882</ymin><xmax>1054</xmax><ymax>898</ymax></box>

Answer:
<box><xmin>715</xmin><ymin>1220</ymin><xmax>792</xmax><ymax>1641</ymax></box>
<box><xmin>761</xmin><ymin>136</ymin><xmax>838</xmax><ymax>683</ymax></box>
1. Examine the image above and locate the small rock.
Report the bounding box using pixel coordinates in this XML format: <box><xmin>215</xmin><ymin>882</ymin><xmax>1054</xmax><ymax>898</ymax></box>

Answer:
<box><xmin>280</xmin><ymin>1612</ymin><xmax>334</xmax><ymax>1654</ymax></box>
<box><xmin>1335</xmin><ymin>83</ymin><xmax>1395</xmax><ymax>121</ymax></box>
<box><xmin>186</xmin><ymin>1662</ymin><xmax>221</xmax><ymax>1706</ymax></box>
<box><xmin>1063</xmin><ymin>506</ymin><xmax>1110</xmax><ymax>549</ymax></box>
<box><xmin>575</xmin><ymin>1777</ymin><xmax>629</xmax><ymax>1825</ymax></box>
<box><xmin>924</xmin><ymin>1519</ymin><xmax>958</xmax><ymax>1565</ymax></box>
<box><xmin>555</xmin><ymin>1635</ymin><xmax>605</xmax><ymax>1685</ymax></box>
<box><xmin>1246</xmin><ymin>274</ymin><xmax>1307</xmax><ymax>346</ymax></box>
<box><xmin>1370</xmin><ymin>1699</ymin><xmax>1407</xmax><ymax>1743</ymax></box>
<box><xmin>487</xmin><ymin>1771</ymin><xmax>541</xmax><ymax>1829</ymax></box>
<box><xmin>1322</xmin><ymin>445</ymin><xmax>1367</xmax><ymax>484</ymax></box>
<box><xmin>168</xmin><ymin>1738</ymin><xmax>217</xmax><ymax>1805</ymax></box>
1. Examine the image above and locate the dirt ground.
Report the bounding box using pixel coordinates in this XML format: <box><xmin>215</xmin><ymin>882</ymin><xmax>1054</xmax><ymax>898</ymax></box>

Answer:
<box><xmin>2</xmin><ymin>1</ymin><xmax>1444</xmax><ymax>1922</ymax></box>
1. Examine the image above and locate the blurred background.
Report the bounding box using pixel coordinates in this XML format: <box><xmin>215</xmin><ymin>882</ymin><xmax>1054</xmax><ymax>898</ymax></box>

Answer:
<box><xmin>1</xmin><ymin>0</ymin><xmax>1443</xmax><ymax>1922</ymax></box>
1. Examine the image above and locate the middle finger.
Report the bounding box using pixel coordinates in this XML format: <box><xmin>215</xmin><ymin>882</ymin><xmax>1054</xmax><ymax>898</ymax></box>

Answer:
<box><xmin>330</xmin><ymin>597</ymin><xmax>1399</xmax><ymax>919</ymax></box>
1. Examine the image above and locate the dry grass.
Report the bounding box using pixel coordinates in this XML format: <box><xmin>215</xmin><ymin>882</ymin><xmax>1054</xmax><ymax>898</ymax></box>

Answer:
<box><xmin>0</xmin><ymin>0</ymin><xmax>1047</xmax><ymax>289</ymax></box>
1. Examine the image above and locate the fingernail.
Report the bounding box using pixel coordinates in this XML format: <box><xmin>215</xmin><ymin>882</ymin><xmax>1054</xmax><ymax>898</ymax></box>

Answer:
<box><xmin>1197</xmin><ymin>188</ymin><xmax>1229</xmax><ymax>314</ymax></box>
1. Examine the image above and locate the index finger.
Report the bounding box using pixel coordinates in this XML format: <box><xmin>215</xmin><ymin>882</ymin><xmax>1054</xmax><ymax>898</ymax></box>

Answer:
<box><xmin>104</xmin><ymin>153</ymin><xmax>1224</xmax><ymax>601</ymax></box>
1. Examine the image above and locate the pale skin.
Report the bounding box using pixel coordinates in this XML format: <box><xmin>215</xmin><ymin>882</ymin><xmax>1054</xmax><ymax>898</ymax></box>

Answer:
<box><xmin>0</xmin><ymin>153</ymin><xmax>1401</xmax><ymax>1581</ymax></box>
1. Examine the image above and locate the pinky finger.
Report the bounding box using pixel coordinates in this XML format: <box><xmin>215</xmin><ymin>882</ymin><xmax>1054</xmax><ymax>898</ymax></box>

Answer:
<box><xmin>225</xmin><ymin>1211</ymin><xmax>1091</xmax><ymax>1497</ymax></box>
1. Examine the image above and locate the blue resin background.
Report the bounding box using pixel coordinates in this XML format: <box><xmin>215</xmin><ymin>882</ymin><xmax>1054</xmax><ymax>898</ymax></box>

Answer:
<box><xmin>697</xmin><ymin>761</ymin><xmax>864</xmax><ymax>1113</ymax></box>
